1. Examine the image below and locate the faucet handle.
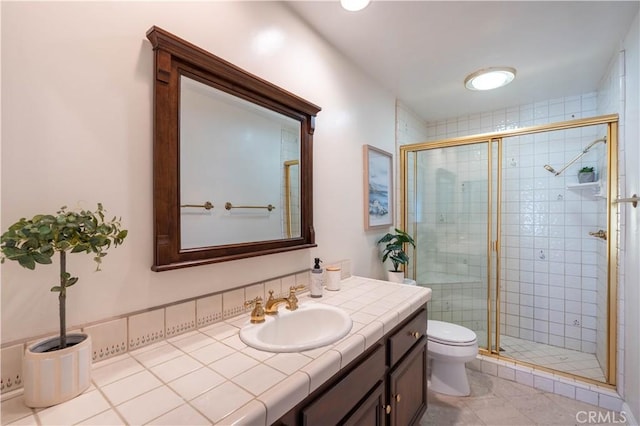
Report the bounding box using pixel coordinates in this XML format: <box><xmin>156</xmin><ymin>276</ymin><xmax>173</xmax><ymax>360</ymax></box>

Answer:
<box><xmin>244</xmin><ymin>296</ymin><xmax>265</xmax><ymax>323</ymax></box>
<box><xmin>287</xmin><ymin>285</ymin><xmax>306</xmax><ymax>311</ymax></box>
<box><xmin>289</xmin><ymin>285</ymin><xmax>306</xmax><ymax>294</ymax></box>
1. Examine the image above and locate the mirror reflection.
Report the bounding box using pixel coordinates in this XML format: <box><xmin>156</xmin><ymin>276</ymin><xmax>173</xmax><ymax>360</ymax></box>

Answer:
<box><xmin>179</xmin><ymin>77</ymin><xmax>301</xmax><ymax>249</ymax></box>
<box><xmin>147</xmin><ymin>26</ymin><xmax>320</xmax><ymax>270</ymax></box>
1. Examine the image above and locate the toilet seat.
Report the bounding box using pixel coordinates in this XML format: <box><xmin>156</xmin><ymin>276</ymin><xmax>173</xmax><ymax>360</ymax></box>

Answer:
<box><xmin>427</xmin><ymin>320</ymin><xmax>477</xmax><ymax>346</ymax></box>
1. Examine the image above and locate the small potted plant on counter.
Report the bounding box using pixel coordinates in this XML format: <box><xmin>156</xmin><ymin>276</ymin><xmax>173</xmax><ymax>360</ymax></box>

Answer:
<box><xmin>377</xmin><ymin>228</ymin><xmax>416</xmax><ymax>283</ymax></box>
<box><xmin>0</xmin><ymin>203</ymin><xmax>127</xmax><ymax>407</ymax></box>
<box><xmin>578</xmin><ymin>166</ymin><xmax>596</xmax><ymax>183</ymax></box>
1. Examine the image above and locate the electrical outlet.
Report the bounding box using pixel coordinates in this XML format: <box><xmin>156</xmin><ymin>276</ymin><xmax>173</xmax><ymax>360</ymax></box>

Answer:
<box><xmin>84</xmin><ymin>318</ymin><xmax>128</xmax><ymax>362</ymax></box>
<box><xmin>1</xmin><ymin>344</ymin><xmax>24</xmax><ymax>394</ymax></box>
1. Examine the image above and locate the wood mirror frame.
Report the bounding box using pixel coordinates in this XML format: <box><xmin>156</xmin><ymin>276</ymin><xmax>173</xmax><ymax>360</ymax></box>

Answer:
<box><xmin>146</xmin><ymin>26</ymin><xmax>321</xmax><ymax>271</ymax></box>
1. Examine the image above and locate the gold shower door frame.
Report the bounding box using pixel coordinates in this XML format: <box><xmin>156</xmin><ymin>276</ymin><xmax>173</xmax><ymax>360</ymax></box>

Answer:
<box><xmin>400</xmin><ymin>114</ymin><xmax>619</xmax><ymax>387</ymax></box>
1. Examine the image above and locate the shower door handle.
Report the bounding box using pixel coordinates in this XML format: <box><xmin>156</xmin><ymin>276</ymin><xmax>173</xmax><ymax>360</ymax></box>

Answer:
<box><xmin>589</xmin><ymin>230</ymin><xmax>607</xmax><ymax>240</ymax></box>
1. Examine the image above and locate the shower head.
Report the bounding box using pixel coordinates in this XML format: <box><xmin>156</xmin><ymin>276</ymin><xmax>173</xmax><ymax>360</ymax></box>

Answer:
<box><xmin>543</xmin><ymin>136</ymin><xmax>607</xmax><ymax>177</ymax></box>
<box><xmin>583</xmin><ymin>136</ymin><xmax>607</xmax><ymax>153</ymax></box>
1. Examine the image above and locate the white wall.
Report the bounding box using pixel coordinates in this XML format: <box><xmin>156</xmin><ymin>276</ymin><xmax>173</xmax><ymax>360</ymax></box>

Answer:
<box><xmin>1</xmin><ymin>2</ymin><xmax>395</xmax><ymax>344</ymax></box>
<box><xmin>620</xmin><ymin>12</ymin><xmax>640</xmax><ymax>424</ymax></box>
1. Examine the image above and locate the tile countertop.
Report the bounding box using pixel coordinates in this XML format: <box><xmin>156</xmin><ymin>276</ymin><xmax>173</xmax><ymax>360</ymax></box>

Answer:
<box><xmin>1</xmin><ymin>276</ymin><xmax>431</xmax><ymax>426</ymax></box>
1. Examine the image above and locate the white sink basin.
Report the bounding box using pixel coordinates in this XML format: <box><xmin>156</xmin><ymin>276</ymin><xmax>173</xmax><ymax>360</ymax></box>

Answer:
<box><xmin>239</xmin><ymin>303</ymin><xmax>353</xmax><ymax>352</ymax></box>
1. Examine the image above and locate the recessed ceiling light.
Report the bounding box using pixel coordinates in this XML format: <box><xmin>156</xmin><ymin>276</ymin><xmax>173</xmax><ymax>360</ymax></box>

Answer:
<box><xmin>340</xmin><ymin>0</ymin><xmax>371</xmax><ymax>12</ymax></box>
<box><xmin>464</xmin><ymin>67</ymin><xmax>516</xmax><ymax>91</ymax></box>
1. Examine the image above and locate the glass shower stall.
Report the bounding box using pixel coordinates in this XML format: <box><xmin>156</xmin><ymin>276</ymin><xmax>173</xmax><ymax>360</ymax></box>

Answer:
<box><xmin>401</xmin><ymin>115</ymin><xmax>618</xmax><ymax>386</ymax></box>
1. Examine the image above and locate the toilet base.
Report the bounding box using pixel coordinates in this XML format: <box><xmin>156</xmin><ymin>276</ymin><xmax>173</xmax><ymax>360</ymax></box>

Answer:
<box><xmin>428</xmin><ymin>358</ymin><xmax>471</xmax><ymax>396</ymax></box>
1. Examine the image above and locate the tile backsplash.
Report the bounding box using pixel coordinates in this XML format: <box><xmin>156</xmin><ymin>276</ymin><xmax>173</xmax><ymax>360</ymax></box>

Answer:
<box><xmin>0</xmin><ymin>260</ymin><xmax>351</xmax><ymax>395</ymax></box>
<box><xmin>85</xmin><ymin>318</ymin><xmax>128</xmax><ymax>362</ymax></box>
<box><xmin>0</xmin><ymin>344</ymin><xmax>23</xmax><ymax>394</ymax></box>
<box><xmin>129</xmin><ymin>309</ymin><xmax>165</xmax><ymax>350</ymax></box>
<box><xmin>196</xmin><ymin>294</ymin><xmax>222</xmax><ymax>327</ymax></box>
<box><xmin>222</xmin><ymin>288</ymin><xmax>246</xmax><ymax>320</ymax></box>
<box><xmin>166</xmin><ymin>301</ymin><xmax>197</xmax><ymax>338</ymax></box>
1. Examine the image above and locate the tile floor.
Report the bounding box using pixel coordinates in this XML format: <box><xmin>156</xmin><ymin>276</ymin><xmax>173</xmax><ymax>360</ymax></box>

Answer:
<box><xmin>500</xmin><ymin>335</ymin><xmax>606</xmax><ymax>382</ymax></box>
<box><xmin>420</xmin><ymin>368</ymin><xmax>626</xmax><ymax>425</ymax></box>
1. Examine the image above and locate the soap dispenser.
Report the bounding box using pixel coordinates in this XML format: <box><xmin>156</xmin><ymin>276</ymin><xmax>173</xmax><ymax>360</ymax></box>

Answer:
<box><xmin>310</xmin><ymin>257</ymin><xmax>323</xmax><ymax>298</ymax></box>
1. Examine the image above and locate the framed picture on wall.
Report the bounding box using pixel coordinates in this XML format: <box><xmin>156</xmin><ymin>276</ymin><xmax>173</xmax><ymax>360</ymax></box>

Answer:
<box><xmin>363</xmin><ymin>145</ymin><xmax>393</xmax><ymax>230</ymax></box>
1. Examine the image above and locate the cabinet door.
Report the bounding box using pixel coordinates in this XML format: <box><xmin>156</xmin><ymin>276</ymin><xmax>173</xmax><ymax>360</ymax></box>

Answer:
<box><xmin>342</xmin><ymin>381</ymin><xmax>386</xmax><ymax>426</ymax></box>
<box><xmin>302</xmin><ymin>344</ymin><xmax>385</xmax><ymax>425</ymax></box>
<box><xmin>388</xmin><ymin>337</ymin><xmax>427</xmax><ymax>426</ymax></box>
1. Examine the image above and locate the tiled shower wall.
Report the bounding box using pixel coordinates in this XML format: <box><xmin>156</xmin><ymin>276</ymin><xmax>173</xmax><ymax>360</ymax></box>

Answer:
<box><xmin>397</xmin><ymin>46</ymin><xmax>630</xmax><ymax>399</ymax></box>
<box><xmin>500</xmin><ymin>126</ymin><xmax>608</xmax><ymax>355</ymax></box>
<box><xmin>397</xmin><ymin>92</ymin><xmax>611</xmax><ymax>355</ymax></box>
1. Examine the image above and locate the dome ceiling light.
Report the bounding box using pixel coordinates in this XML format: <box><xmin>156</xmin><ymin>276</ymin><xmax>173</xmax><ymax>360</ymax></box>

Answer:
<box><xmin>464</xmin><ymin>67</ymin><xmax>516</xmax><ymax>91</ymax></box>
<box><xmin>340</xmin><ymin>0</ymin><xmax>371</xmax><ymax>12</ymax></box>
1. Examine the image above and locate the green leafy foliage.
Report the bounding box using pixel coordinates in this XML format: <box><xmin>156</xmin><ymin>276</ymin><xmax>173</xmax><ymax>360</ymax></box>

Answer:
<box><xmin>579</xmin><ymin>166</ymin><xmax>594</xmax><ymax>173</ymax></box>
<box><xmin>1</xmin><ymin>204</ymin><xmax>127</xmax><ymax>274</ymax></box>
<box><xmin>0</xmin><ymin>204</ymin><xmax>127</xmax><ymax>349</ymax></box>
<box><xmin>376</xmin><ymin>228</ymin><xmax>416</xmax><ymax>272</ymax></box>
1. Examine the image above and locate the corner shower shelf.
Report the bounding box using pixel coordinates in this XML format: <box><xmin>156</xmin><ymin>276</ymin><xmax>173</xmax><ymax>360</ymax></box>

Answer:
<box><xmin>566</xmin><ymin>180</ymin><xmax>604</xmax><ymax>198</ymax></box>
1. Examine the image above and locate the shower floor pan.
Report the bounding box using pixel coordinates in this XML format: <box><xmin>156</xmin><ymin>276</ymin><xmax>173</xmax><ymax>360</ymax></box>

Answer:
<box><xmin>499</xmin><ymin>335</ymin><xmax>605</xmax><ymax>382</ymax></box>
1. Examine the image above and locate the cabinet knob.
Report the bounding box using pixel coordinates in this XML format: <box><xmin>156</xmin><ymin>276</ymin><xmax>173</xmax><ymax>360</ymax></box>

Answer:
<box><xmin>385</xmin><ymin>405</ymin><xmax>392</xmax><ymax>414</ymax></box>
<box><xmin>394</xmin><ymin>394</ymin><xmax>401</xmax><ymax>402</ymax></box>
<box><xmin>409</xmin><ymin>331</ymin><xmax>421</xmax><ymax>339</ymax></box>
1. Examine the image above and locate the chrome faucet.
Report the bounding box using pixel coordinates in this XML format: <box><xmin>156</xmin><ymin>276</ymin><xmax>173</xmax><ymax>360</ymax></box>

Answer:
<box><xmin>265</xmin><ymin>285</ymin><xmax>305</xmax><ymax>315</ymax></box>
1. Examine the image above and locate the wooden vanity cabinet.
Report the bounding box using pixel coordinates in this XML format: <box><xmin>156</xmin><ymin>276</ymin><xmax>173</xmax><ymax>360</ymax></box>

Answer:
<box><xmin>342</xmin><ymin>381</ymin><xmax>386</xmax><ymax>426</ymax></box>
<box><xmin>386</xmin><ymin>308</ymin><xmax>428</xmax><ymax>426</ymax></box>
<box><xmin>387</xmin><ymin>337</ymin><xmax>428</xmax><ymax>426</ymax></box>
<box><xmin>275</xmin><ymin>307</ymin><xmax>427</xmax><ymax>426</ymax></box>
<box><xmin>301</xmin><ymin>343</ymin><xmax>386</xmax><ymax>425</ymax></box>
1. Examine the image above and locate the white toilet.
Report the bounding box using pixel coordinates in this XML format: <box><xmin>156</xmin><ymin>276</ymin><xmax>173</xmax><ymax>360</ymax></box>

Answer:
<box><xmin>427</xmin><ymin>320</ymin><xmax>478</xmax><ymax>396</ymax></box>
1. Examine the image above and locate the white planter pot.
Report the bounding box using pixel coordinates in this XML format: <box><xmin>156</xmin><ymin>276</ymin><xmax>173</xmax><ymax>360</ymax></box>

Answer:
<box><xmin>578</xmin><ymin>171</ymin><xmax>596</xmax><ymax>183</ymax></box>
<box><xmin>23</xmin><ymin>333</ymin><xmax>92</xmax><ymax>408</ymax></box>
<box><xmin>386</xmin><ymin>270</ymin><xmax>405</xmax><ymax>283</ymax></box>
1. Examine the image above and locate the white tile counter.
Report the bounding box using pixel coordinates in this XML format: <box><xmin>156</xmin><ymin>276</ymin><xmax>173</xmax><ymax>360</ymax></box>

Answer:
<box><xmin>1</xmin><ymin>277</ymin><xmax>431</xmax><ymax>426</ymax></box>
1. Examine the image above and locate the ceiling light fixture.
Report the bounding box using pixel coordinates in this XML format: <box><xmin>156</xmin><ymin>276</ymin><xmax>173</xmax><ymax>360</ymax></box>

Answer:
<box><xmin>340</xmin><ymin>0</ymin><xmax>370</xmax><ymax>12</ymax></box>
<box><xmin>464</xmin><ymin>67</ymin><xmax>516</xmax><ymax>91</ymax></box>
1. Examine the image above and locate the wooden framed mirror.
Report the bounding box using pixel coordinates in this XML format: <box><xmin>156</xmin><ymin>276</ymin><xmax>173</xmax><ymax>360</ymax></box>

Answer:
<box><xmin>146</xmin><ymin>26</ymin><xmax>321</xmax><ymax>271</ymax></box>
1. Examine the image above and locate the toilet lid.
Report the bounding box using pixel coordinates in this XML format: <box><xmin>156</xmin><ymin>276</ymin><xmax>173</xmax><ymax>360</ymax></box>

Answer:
<box><xmin>427</xmin><ymin>320</ymin><xmax>477</xmax><ymax>344</ymax></box>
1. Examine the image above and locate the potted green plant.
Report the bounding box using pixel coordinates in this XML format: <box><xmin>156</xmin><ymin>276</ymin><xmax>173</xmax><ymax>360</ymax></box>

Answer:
<box><xmin>376</xmin><ymin>228</ymin><xmax>416</xmax><ymax>283</ymax></box>
<box><xmin>578</xmin><ymin>166</ymin><xmax>596</xmax><ymax>183</ymax></box>
<box><xmin>0</xmin><ymin>203</ymin><xmax>127</xmax><ymax>407</ymax></box>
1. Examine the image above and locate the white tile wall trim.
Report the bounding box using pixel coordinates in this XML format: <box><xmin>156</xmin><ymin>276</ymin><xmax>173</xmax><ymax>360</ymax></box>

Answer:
<box><xmin>1</xmin><ymin>275</ymin><xmax>429</xmax><ymax>426</ymax></box>
<box><xmin>0</xmin><ymin>261</ymin><xmax>351</xmax><ymax>396</ymax></box>
<box><xmin>469</xmin><ymin>354</ymin><xmax>625</xmax><ymax>412</ymax></box>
